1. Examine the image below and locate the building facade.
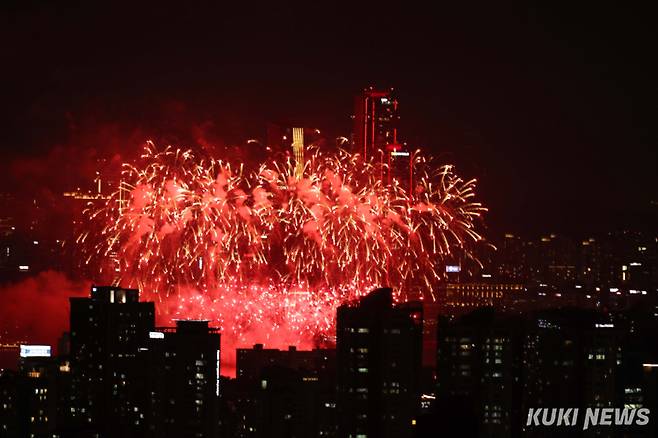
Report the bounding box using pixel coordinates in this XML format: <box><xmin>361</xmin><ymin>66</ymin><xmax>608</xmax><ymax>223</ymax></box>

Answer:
<box><xmin>337</xmin><ymin>287</ymin><xmax>423</xmax><ymax>438</ymax></box>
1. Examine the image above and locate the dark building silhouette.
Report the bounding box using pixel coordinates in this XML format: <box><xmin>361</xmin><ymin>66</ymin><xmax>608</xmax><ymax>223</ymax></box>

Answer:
<box><xmin>435</xmin><ymin>307</ymin><xmax>658</xmax><ymax>437</ymax></box>
<box><xmin>236</xmin><ymin>344</ymin><xmax>333</xmax><ymax>384</ymax></box>
<box><xmin>0</xmin><ymin>369</ymin><xmax>21</xmax><ymax>436</ymax></box>
<box><xmin>2</xmin><ymin>286</ymin><xmax>223</xmax><ymax>438</ymax></box>
<box><xmin>533</xmin><ymin>234</ymin><xmax>579</xmax><ymax>286</ymax></box>
<box><xmin>495</xmin><ymin>233</ymin><xmax>527</xmax><ymax>282</ymax></box>
<box><xmin>68</xmin><ymin>286</ymin><xmax>155</xmax><ymax>437</ymax></box>
<box><xmin>0</xmin><ymin>346</ymin><xmax>72</xmax><ymax>437</ymax></box>
<box><xmin>0</xmin><ymin>367</ymin><xmax>57</xmax><ymax>438</ymax></box>
<box><xmin>226</xmin><ymin>344</ymin><xmax>336</xmax><ymax>437</ymax></box>
<box><xmin>484</xmin><ymin>230</ymin><xmax>658</xmax><ymax>296</ymax></box>
<box><xmin>436</xmin><ymin>308</ymin><xmax>524</xmax><ymax>437</ymax></box>
<box><xmin>337</xmin><ymin>287</ymin><xmax>423</xmax><ymax>438</ymax></box>
<box><xmin>144</xmin><ymin>320</ymin><xmax>221</xmax><ymax>438</ymax></box>
<box><xmin>17</xmin><ymin>350</ymin><xmax>58</xmax><ymax>438</ymax></box>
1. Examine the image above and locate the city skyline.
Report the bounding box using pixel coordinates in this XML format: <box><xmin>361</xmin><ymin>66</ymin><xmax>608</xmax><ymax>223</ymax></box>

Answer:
<box><xmin>2</xmin><ymin>280</ymin><xmax>657</xmax><ymax>436</ymax></box>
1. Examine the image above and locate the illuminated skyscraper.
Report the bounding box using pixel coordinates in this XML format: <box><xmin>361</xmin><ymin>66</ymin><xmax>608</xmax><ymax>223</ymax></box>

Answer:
<box><xmin>266</xmin><ymin>123</ymin><xmax>323</xmax><ymax>177</ymax></box>
<box><xmin>292</xmin><ymin>127</ymin><xmax>305</xmax><ymax>178</ymax></box>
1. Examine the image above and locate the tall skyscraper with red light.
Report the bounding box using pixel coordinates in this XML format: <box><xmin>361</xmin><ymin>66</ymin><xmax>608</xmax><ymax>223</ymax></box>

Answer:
<box><xmin>353</xmin><ymin>88</ymin><xmax>413</xmax><ymax>191</ymax></box>
<box><xmin>352</xmin><ymin>87</ymin><xmax>399</xmax><ymax>161</ymax></box>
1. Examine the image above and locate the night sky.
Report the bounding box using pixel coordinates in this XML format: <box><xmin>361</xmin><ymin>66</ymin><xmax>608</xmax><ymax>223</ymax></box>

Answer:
<box><xmin>2</xmin><ymin>3</ymin><xmax>656</xmax><ymax>236</ymax></box>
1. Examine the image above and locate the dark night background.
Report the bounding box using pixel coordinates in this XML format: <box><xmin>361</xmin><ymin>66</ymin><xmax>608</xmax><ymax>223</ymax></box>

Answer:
<box><xmin>1</xmin><ymin>3</ymin><xmax>656</xmax><ymax>236</ymax></box>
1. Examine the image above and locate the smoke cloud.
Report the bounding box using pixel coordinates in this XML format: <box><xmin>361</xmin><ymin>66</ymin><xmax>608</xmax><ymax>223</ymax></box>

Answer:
<box><xmin>0</xmin><ymin>271</ymin><xmax>90</xmax><ymax>353</ymax></box>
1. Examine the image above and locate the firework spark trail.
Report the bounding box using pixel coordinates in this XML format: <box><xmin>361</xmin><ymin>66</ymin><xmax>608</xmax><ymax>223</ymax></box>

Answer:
<box><xmin>81</xmin><ymin>141</ymin><xmax>486</xmax><ymax>364</ymax></box>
